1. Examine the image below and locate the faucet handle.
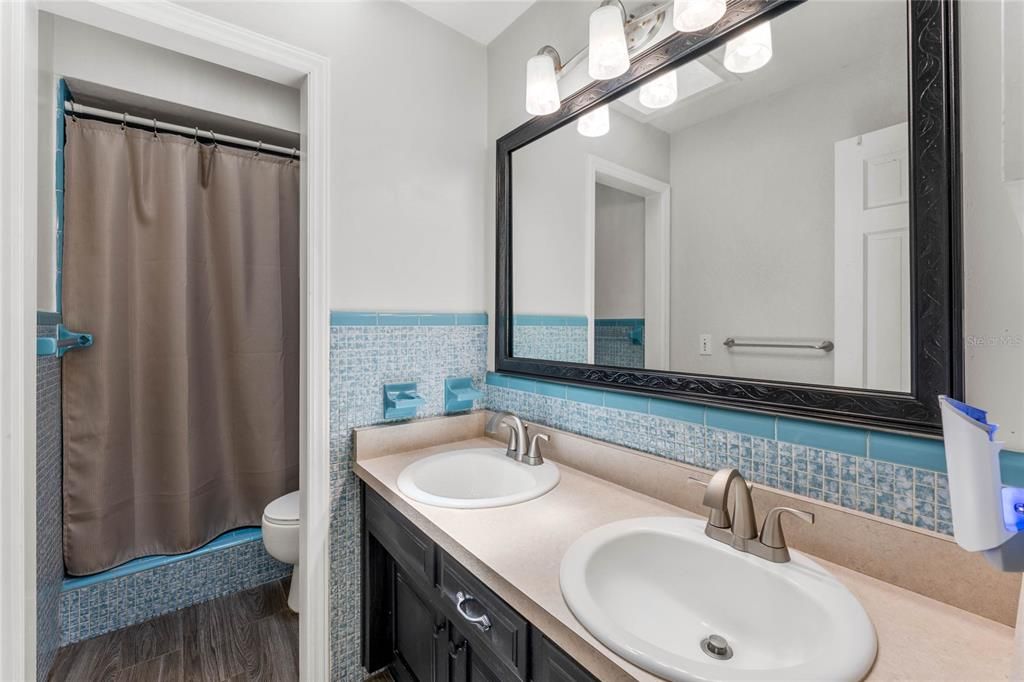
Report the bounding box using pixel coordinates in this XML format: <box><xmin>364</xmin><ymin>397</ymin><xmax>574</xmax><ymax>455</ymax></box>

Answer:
<box><xmin>522</xmin><ymin>432</ymin><xmax>549</xmax><ymax>466</ymax></box>
<box><xmin>759</xmin><ymin>507</ymin><xmax>815</xmax><ymax>550</ymax></box>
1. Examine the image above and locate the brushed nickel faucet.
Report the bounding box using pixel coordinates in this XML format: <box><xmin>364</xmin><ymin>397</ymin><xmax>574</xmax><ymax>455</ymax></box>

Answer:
<box><xmin>485</xmin><ymin>412</ymin><xmax>547</xmax><ymax>466</ymax></box>
<box><xmin>690</xmin><ymin>468</ymin><xmax>814</xmax><ymax>563</ymax></box>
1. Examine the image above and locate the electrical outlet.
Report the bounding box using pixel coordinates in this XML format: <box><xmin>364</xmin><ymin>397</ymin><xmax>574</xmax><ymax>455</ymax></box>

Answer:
<box><xmin>700</xmin><ymin>334</ymin><xmax>712</xmax><ymax>356</ymax></box>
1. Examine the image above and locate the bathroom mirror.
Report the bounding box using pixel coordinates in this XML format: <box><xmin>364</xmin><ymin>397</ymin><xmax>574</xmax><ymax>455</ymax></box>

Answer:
<box><xmin>496</xmin><ymin>0</ymin><xmax>962</xmax><ymax>434</ymax></box>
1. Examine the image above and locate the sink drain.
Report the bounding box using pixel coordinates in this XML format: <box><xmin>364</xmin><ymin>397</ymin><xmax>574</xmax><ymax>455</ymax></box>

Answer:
<box><xmin>700</xmin><ymin>634</ymin><xmax>733</xmax><ymax>661</ymax></box>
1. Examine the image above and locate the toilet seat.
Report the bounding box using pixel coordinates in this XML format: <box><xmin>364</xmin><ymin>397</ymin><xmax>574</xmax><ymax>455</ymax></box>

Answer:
<box><xmin>263</xmin><ymin>490</ymin><xmax>299</xmax><ymax>526</ymax></box>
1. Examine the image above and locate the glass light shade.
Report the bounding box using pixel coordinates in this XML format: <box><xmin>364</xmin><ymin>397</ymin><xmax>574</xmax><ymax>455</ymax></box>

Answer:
<box><xmin>724</xmin><ymin>21</ymin><xmax>773</xmax><ymax>73</ymax></box>
<box><xmin>525</xmin><ymin>54</ymin><xmax>561</xmax><ymax>116</ymax></box>
<box><xmin>588</xmin><ymin>5</ymin><xmax>630</xmax><ymax>80</ymax></box>
<box><xmin>673</xmin><ymin>0</ymin><xmax>726</xmax><ymax>32</ymax></box>
<box><xmin>638</xmin><ymin>71</ymin><xmax>678</xmax><ymax>109</ymax></box>
<box><xmin>577</xmin><ymin>105</ymin><xmax>610</xmax><ymax>137</ymax></box>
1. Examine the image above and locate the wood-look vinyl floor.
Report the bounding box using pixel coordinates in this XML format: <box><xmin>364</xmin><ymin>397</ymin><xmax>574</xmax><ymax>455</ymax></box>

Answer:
<box><xmin>49</xmin><ymin>578</ymin><xmax>297</xmax><ymax>682</ymax></box>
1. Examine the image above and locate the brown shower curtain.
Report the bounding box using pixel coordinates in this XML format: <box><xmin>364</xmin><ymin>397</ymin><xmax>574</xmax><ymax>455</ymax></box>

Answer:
<box><xmin>62</xmin><ymin>117</ymin><xmax>299</xmax><ymax>575</ymax></box>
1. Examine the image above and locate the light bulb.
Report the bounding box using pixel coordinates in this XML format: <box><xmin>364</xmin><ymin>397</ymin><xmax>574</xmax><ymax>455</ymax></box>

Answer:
<box><xmin>577</xmin><ymin>105</ymin><xmax>610</xmax><ymax>137</ymax></box>
<box><xmin>525</xmin><ymin>53</ymin><xmax>560</xmax><ymax>116</ymax></box>
<box><xmin>588</xmin><ymin>5</ymin><xmax>630</xmax><ymax>80</ymax></box>
<box><xmin>638</xmin><ymin>71</ymin><xmax>678</xmax><ymax>109</ymax></box>
<box><xmin>724</xmin><ymin>21</ymin><xmax>773</xmax><ymax>73</ymax></box>
<box><xmin>673</xmin><ymin>0</ymin><xmax>726</xmax><ymax>32</ymax></box>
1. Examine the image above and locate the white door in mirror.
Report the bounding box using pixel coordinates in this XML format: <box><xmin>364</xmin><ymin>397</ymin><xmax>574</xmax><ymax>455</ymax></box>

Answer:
<box><xmin>560</xmin><ymin>517</ymin><xmax>877</xmax><ymax>681</ymax></box>
<box><xmin>397</xmin><ymin>447</ymin><xmax>560</xmax><ymax>509</ymax></box>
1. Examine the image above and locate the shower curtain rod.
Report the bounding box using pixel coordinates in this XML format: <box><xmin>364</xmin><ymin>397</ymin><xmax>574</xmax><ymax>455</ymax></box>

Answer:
<box><xmin>63</xmin><ymin>101</ymin><xmax>301</xmax><ymax>158</ymax></box>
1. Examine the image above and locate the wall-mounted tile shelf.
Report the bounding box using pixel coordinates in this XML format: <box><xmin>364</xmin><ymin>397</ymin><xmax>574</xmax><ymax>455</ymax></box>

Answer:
<box><xmin>384</xmin><ymin>382</ymin><xmax>425</xmax><ymax>420</ymax></box>
<box><xmin>444</xmin><ymin>377</ymin><xmax>483</xmax><ymax>414</ymax></box>
<box><xmin>36</xmin><ymin>324</ymin><xmax>93</xmax><ymax>357</ymax></box>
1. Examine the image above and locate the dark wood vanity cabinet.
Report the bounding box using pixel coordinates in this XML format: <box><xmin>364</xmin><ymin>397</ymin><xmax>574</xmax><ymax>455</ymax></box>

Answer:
<box><xmin>362</xmin><ymin>486</ymin><xmax>598</xmax><ymax>682</ymax></box>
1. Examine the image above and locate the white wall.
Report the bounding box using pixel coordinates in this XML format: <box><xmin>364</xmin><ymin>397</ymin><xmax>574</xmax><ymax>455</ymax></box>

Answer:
<box><xmin>669</xmin><ymin>56</ymin><xmax>906</xmax><ymax>385</ymax></box>
<box><xmin>960</xmin><ymin>0</ymin><xmax>1024</xmax><ymax>450</ymax></box>
<box><xmin>512</xmin><ymin>111</ymin><xmax>668</xmax><ymax>316</ymax></box>
<box><xmin>594</xmin><ymin>184</ymin><xmax>644</xmax><ymax>319</ymax></box>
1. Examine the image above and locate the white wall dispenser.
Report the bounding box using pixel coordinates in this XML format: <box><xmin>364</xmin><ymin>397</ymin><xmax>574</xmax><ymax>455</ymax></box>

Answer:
<box><xmin>939</xmin><ymin>395</ymin><xmax>1024</xmax><ymax>571</ymax></box>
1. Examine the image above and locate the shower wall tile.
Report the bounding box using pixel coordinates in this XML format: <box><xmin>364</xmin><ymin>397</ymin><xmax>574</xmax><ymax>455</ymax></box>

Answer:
<box><xmin>594</xmin><ymin>319</ymin><xmax>645</xmax><ymax>368</ymax></box>
<box><xmin>36</xmin><ymin>323</ymin><xmax>63</xmax><ymax>681</ymax></box>
<box><xmin>60</xmin><ymin>538</ymin><xmax>289</xmax><ymax>645</ymax></box>
<box><xmin>328</xmin><ymin>314</ymin><xmax>488</xmax><ymax>680</ymax></box>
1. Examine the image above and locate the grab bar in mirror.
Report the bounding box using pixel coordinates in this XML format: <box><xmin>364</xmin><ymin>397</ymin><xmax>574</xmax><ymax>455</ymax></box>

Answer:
<box><xmin>723</xmin><ymin>338</ymin><xmax>834</xmax><ymax>352</ymax></box>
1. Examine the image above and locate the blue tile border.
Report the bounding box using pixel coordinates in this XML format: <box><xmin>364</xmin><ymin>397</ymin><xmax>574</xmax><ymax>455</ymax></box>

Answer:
<box><xmin>513</xmin><ymin>314</ymin><xmax>588</xmax><ymax>327</ymax></box>
<box><xmin>62</xmin><ymin>527</ymin><xmax>263</xmax><ymax>592</ymax></box>
<box><xmin>594</xmin><ymin>318</ymin><xmax>645</xmax><ymax>326</ymax></box>
<box><xmin>330</xmin><ymin>311</ymin><xmax>488</xmax><ymax>326</ymax></box>
<box><xmin>485</xmin><ymin>372</ymin><xmax>1024</xmax><ymax>483</ymax></box>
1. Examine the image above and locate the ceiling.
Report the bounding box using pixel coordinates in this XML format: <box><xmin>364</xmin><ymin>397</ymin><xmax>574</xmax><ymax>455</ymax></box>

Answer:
<box><xmin>403</xmin><ymin>0</ymin><xmax>537</xmax><ymax>45</ymax></box>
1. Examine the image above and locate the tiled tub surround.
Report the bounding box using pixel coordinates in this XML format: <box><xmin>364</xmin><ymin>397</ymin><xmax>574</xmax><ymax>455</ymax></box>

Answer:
<box><xmin>328</xmin><ymin>311</ymin><xmax>488</xmax><ymax>680</ymax></box>
<box><xmin>594</xmin><ymin>318</ymin><xmax>644</xmax><ymax>368</ymax></box>
<box><xmin>486</xmin><ymin>373</ymin><xmax>1024</xmax><ymax>538</ymax></box>
<box><xmin>353</xmin><ymin>422</ymin><xmax>1017</xmax><ymax>680</ymax></box>
<box><xmin>37</xmin><ymin>319</ymin><xmax>63</xmax><ymax>680</ymax></box>
<box><xmin>512</xmin><ymin>314</ymin><xmax>588</xmax><ymax>363</ymax></box>
<box><xmin>60</xmin><ymin>530</ymin><xmax>290</xmax><ymax>645</ymax></box>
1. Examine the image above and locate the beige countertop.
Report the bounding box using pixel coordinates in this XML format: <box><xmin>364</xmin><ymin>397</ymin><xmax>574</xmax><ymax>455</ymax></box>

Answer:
<box><xmin>355</xmin><ymin>437</ymin><xmax>1015</xmax><ymax>681</ymax></box>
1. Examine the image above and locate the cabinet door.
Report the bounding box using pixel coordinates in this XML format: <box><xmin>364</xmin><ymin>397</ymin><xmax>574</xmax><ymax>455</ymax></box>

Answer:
<box><xmin>529</xmin><ymin>633</ymin><xmax>598</xmax><ymax>682</ymax></box>
<box><xmin>392</xmin><ymin>565</ymin><xmax>446</xmax><ymax>682</ymax></box>
<box><xmin>447</xmin><ymin>628</ymin><xmax>515</xmax><ymax>682</ymax></box>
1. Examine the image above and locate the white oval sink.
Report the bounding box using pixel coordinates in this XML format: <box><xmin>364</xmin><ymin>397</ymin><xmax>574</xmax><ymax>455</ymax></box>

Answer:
<box><xmin>397</xmin><ymin>447</ymin><xmax>560</xmax><ymax>508</ymax></box>
<box><xmin>560</xmin><ymin>517</ymin><xmax>876</xmax><ymax>681</ymax></box>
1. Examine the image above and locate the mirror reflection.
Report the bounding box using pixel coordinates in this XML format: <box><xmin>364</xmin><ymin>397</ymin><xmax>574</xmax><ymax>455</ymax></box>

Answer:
<box><xmin>511</xmin><ymin>0</ymin><xmax>911</xmax><ymax>391</ymax></box>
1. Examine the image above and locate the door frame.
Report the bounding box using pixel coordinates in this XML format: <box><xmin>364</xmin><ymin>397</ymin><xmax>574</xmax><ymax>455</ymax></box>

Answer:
<box><xmin>584</xmin><ymin>155</ymin><xmax>671</xmax><ymax>369</ymax></box>
<box><xmin>0</xmin><ymin>2</ymin><xmax>332</xmax><ymax>679</ymax></box>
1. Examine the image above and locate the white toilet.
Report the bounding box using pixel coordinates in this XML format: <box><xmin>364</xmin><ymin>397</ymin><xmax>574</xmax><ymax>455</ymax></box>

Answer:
<box><xmin>262</xmin><ymin>490</ymin><xmax>301</xmax><ymax>612</ymax></box>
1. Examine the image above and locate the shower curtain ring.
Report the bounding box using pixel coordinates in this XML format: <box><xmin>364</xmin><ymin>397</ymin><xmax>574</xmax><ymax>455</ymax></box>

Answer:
<box><xmin>192</xmin><ymin>126</ymin><xmax>199</xmax><ymax>145</ymax></box>
<box><xmin>69</xmin><ymin>101</ymin><xmax>78</xmax><ymax>122</ymax></box>
<box><xmin>121</xmin><ymin>112</ymin><xmax>128</xmax><ymax>131</ymax></box>
<box><xmin>152</xmin><ymin>118</ymin><xmax>158</xmax><ymax>138</ymax></box>
<box><xmin>289</xmin><ymin>148</ymin><xmax>297</xmax><ymax>164</ymax></box>
<box><xmin>210</xmin><ymin>130</ymin><xmax>218</xmax><ymax>148</ymax></box>
<box><xmin>254</xmin><ymin>141</ymin><xmax>262</xmax><ymax>157</ymax></box>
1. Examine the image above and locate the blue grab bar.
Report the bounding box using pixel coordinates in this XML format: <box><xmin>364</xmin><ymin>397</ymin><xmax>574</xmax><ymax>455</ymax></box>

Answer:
<box><xmin>37</xmin><ymin>324</ymin><xmax>93</xmax><ymax>357</ymax></box>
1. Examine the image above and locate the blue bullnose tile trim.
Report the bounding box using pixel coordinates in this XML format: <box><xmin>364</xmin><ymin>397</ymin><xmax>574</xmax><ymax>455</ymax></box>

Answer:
<box><xmin>456</xmin><ymin>313</ymin><xmax>488</xmax><ymax>325</ymax></box>
<box><xmin>649</xmin><ymin>398</ymin><xmax>705</xmax><ymax>424</ymax></box>
<box><xmin>513</xmin><ymin>314</ymin><xmax>589</xmax><ymax>327</ymax></box>
<box><xmin>330</xmin><ymin>311</ymin><xmax>488</xmax><ymax>326</ymax></box>
<box><xmin>603</xmin><ymin>391</ymin><xmax>649</xmax><ymax>414</ymax></box>
<box><xmin>330</xmin><ymin>311</ymin><xmax>378</xmax><ymax>326</ymax></box>
<box><xmin>1001</xmin><ymin>451</ymin><xmax>1024</xmax><ymax>487</ymax></box>
<box><xmin>566</xmin><ymin>386</ymin><xmax>605</xmax><ymax>406</ymax></box>
<box><xmin>378</xmin><ymin>313</ymin><xmax>421</xmax><ymax>326</ymax></box>
<box><xmin>535</xmin><ymin>380</ymin><xmax>567</xmax><ymax>399</ymax></box>
<box><xmin>777</xmin><ymin>418</ymin><xmax>867</xmax><ymax>457</ymax></box>
<box><xmin>62</xmin><ymin>527</ymin><xmax>263</xmax><ymax>592</ymax></box>
<box><xmin>706</xmin><ymin>407</ymin><xmax>775</xmax><ymax>439</ymax></box>
<box><xmin>485</xmin><ymin>372</ymin><xmax>508</xmax><ymax>388</ymax></box>
<box><xmin>505</xmin><ymin>376</ymin><xmax>537</xmax><ymax>393</ymax></box>
<box><xmin>869</xmin><ymin>431</ymin><xmax>946</xmax><ymax>472</ymax></box>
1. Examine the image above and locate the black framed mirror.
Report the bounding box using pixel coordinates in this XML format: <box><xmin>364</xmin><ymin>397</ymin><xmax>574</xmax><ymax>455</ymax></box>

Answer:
<box><xmin>495</xmin><ymin>0</ymin><xmax>962</xmax><ymax>435</ymax></box>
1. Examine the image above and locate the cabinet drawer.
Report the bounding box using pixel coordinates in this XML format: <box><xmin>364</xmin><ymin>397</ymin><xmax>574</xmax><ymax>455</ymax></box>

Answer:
<box><xmin>365</xmin><ymin>488</ymin><xmax>435</xmax><ymax>587</ymax></box>
<box><xmin>530</xmin><ymin>632</ymin><xmax>598</xmax><ymax>682</ymax></box>
<box><xmin>438</xmin><ymin>550</ymin><xmax>528</xmax><ymax>681</ymax></box>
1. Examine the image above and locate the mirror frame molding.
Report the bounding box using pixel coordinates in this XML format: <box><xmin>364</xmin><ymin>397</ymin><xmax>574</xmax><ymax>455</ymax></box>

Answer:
<box><xmin>495</xmin><ymin>0</ymin><xmax>963</xmax><ymax>436</ymax></box>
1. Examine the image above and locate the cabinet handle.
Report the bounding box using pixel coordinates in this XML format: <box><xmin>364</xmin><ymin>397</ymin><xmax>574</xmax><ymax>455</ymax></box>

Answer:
<box><xmin>433</xmin><ymin>621</ymin><xmax>446</xmax><ymax>639</ymax></box>
<box><xmin>455</xmin><ymin>591</ymin><xmax>492</xmax><ymax>632</ymax></box>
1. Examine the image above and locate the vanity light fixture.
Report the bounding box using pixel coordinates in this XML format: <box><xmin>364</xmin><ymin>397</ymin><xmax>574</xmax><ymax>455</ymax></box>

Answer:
<box><xmin>525</xmin><ymin>46</ymin><xmax>562</xmax><ymax>116</ymax></box>
<box><xmin>638</xmin><ymin>70</ymin><xmax>679</xmax><ymax>109</ymax></box>
<box><xmin>724</xmin><ymin>20</ymin><xmax>773</xmax><ymax>73</ymax></box>
<box><xmin>589</xmin><ymin>0</ymin><xmax>631</xmax><ymax>80</ymax></box>
<box><xmin>577</xmin><ymin>105</ymin><xmax>610</xmax><ymax>137</ymax></box>
<box><xmin>672</xmin><ymin>0</ymin><xmax>726</xmax><ymax>32</ymax></box>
